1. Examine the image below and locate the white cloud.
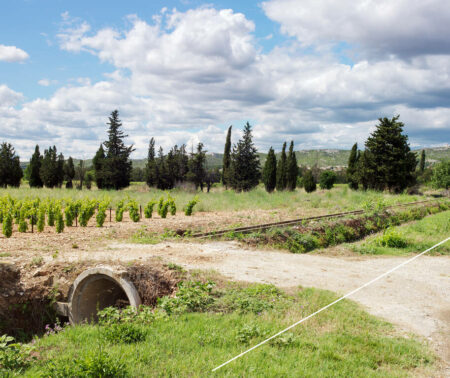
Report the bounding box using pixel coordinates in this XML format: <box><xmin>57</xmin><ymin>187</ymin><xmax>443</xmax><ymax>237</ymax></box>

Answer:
<box><xmin>38</xmin><ymin>79</ymin><xmax>58</xmax><ymax>87</ymax></box>
<box><xmin>1</xmin><ymin>6</ymin><xmax>449</xmax><ymax>159</ymax></box>
<box><xmin>262</xmin><ymin>0</ymin><xmax>450</xmax><ymax>58</ymax></box>
<box><xmin>0</xmin><ymin>85</ymin><xmax>23</xmax><ymax>107</ymax></box>
<box><xmin>0</xmin><ymin>44</ymin><xmax>29</xmax><ymax>62</ymax></box>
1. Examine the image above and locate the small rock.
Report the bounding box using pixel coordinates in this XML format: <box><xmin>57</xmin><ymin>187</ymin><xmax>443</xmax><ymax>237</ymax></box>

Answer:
<box><xmin>33</xmin><ymin>269</ymin><xmax>49</xmax><ymax>277</ymax></box>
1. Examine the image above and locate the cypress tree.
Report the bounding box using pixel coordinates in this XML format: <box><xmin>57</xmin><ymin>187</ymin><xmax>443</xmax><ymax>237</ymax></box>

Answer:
<box><xmin>0</xmin><ymin>142</ymin><xmax>23</xmax><ymax>187</ymax></box>
<box><xmin>155</xmin><ymin>147</ymin><xmax>170</xmax><ymax>190</ymax></box>
<box><xmin>229</xmin><ymin>122</ymin><xmax>260</xmax><ymax>192</ymax></box>
<box><xmin>187</xmin><ymin>143</ymin><xmax>207</xmax><ymax>191</ymax></box>
<box><xmin>276</xmin><ymin>142</ymin><xmax>287</xmax><ymax>191</ymax></box>
<box><xmin>286</xmin><ymin>141</ymin><xmax>298</xmax><ymax>191</ymax></box>
<box><xmin>419</xmin><ymin>150</ymin><xmax>425</xmax><ymax>173</ymax></box>
<box><xmin>102</xmin><ymin>110</ymin><xmax>134</xmax><ymax>190</ymax></box>
<box><xmin>262</xmin><ymin>147</ymin><xmax>277</xmax><ymax>192</ymax></box>
<box><xmin>361</xmin><ymin>115</ymin><xmax>417</xmax><ymax>192</ymax></box>
<box><xmin>40</xmin><ymin>146</ymin><xmax>59</xmax><ymax>188</ymax></box>
<box><xmin>347</xmin><ymin>143</ymin><xmax>359</xmax><ymax>190</ymax></box>
<box><xmin>57</xmin><ymin>153</ymin><xmax>65</xmax><ymax>187</ymax></box>
<box><xmin>222</xmin><ymin>125</ymin><xmax>232</xmax><ymax>189</ymax></box>
<box><xmin>303</xmin><ymin>169</ymin><xmax>316</xmax><ymax>193</ymax></box>
<box><xmin>93</xmin><ymin>144</ymin><xmax>106</xmax><ymax>189</ymax></box>
<box><xmin>145</xmin><ymin>138</ymin><xmax>157</xmax><ymax>187</ymax></box>
<box><xmin>29</xmin><ymin>145</ymin><xmax>43</xmax><ymax>188</ymax></box>
<box><xmin>64</xmin><ymin>157</ymin><xmax>75</xmax><ymax>189</ymax></box>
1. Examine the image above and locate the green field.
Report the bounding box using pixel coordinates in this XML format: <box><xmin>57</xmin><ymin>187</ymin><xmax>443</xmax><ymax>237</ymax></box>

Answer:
<box><xmin>15</xmin><ymin>284</ymin><xmax>434</xmax><ymax>377</ymax></box>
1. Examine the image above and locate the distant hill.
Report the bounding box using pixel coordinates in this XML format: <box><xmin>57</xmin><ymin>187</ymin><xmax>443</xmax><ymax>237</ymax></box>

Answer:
<box><xmin>21</xmin><ymin>146</ymin><xmax>449</xmax><ymax>170</ymax></box>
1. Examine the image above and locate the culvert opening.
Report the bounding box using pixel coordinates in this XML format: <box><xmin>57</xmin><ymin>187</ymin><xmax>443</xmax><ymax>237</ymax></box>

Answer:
<box><xmin>68</xmin><ymin>268</ymin><xmax>141</xmax><ymax>324</ymax></box>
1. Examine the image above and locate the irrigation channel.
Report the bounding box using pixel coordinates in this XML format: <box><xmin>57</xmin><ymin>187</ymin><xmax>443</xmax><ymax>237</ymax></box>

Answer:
<box><xmin>190</xmin><ymin>199</ymin><xmax>441</xmax><ymax>238</ymax></box>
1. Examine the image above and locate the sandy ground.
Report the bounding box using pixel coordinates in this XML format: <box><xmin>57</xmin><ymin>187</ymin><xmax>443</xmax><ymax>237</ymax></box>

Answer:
<box><xmin>58</xmin><ymin>240</ymin><xmax>450</xmax><ymax>374</ymax></box>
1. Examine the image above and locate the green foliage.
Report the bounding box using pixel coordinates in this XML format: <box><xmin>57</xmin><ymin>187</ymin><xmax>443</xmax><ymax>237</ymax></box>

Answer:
<box><xmin>229</xmin><ymin>122</ymin><xmax>261</xmax><ymax>192</ymax></box>
<box><xmin>222</xmin><ymin>125</ymin><xmax>232</xmax><ymax>188</ymax></box>
<box><xmin>45</xmin><ymin>348</ymin><xmax>128</xmax><ymax>377</ymax></box>
<box><xmin>167</xmin><ymin>194</ymin><xmax>176</xmax><ymax>216</ymax></box>
<box><xmin>303</xmin><ymin>170</ymin><xmax>316</xmax><ymax>193</ymax></box>
<box><xmin>236</xmin><ymin>324</ymin><xmax>267</xmax><ymax>344</ymax></box>
<box><xmin>276</xmin><ymin>142</ymin><xmax>287</xmax><ymax>191</ymax></box>
<box><xmin>319</xmin><ymin>170</ymin><xmax>337</xmax><ymax>190</ymax></box>
<box><xmin>187</xmin><ymin>143</ymin><xmax>207</xmax><ymax>191</ymax></box>
<box><xmin>96</xmin><ymin>198</ymin><xmax>110</xmax><ymax>227</ymax></box>
<box><xmin>431</xmin><ymin>160</ymin><xmax>450</xmax><ymax>189</ymax></box>
<box><xmin>262</xmin><ymin>147</ymin><xmax>277</xmax><ymax>193</ymax></box>
<box><xmin>93</xmin><ymin>144</ymin><xmax>106</xmax><ymax>190</ymax></box>
<box><xmin>115</xmin><ymin>199</ymin><xmax>125</xmax><ymax>222</ymax></box>
<box><xmin>28</xmin><ymin>145</ymin><xmax>43</xmax><ymax>188</ymax></box>
<box><xmin>40</xmin><ymin>146</ymin><xmax>64</xmax><ymax>188</ymax></box>
<box><xmin>145</xmin><ymin>138</ymin><xmax>157</xmax><ymax>187</ymax></box>
<box><xmin>144</xmin><ymin>200</ymin><xmax>156</xmax><ymax>218</ymax></box>
<box><xmin>375</xmin><ymin>228</ymin><xmax>407</xmax><ymax>248</ymax></box>
<box><xmin>0</xmin><ymin>142</ymin><xmax>23</xmax><ymax>188</ymax></box>
<box><xmin>0</xmin><ymin>334</ymin><xmax>35</xmax><ymax>372</ymax></box>
<box><xmin>64</xmin><ymin>199</ymin><xmax>77</xmax><ymax>227</ymax></box>
<box><xmin>47</xmin><ymin>201</ymin><xmax>56</xmax><ymax>226</ymax></box>
<box><xmin>98</xmin><ymin>305</ymin><xmax>161</xmax><ymax>325</ymax></box>
<box><xmin>158</xmin><ymin>281</ymin><xmax>215</xmax><ymax>315</ymax></box>
<box><xmin>347</xmin><ymin>143</ymin><xmax>359</xmax><ymax>190</ymax></box>
<box><xmin>101</xmin><ymin>323</ymin><xmax>147</xmax><ymax>344</ymax></box>
<box><xmin>18</xmin><ymin>216</ymin><xmax>27</xmax><ymax>233</ymax></box>
<box><xmin>286</xmin><ymin>141</ymin><xmax>298</xmax><ymax>191</ymax></box>
<box><xmin>128</xmin><ymin>199</ymin><xmax>140</xmax><ymax>222</ymax></box>
<box><xmin>2</xmin><ymin>213</ymin><xmax>12</xmax><ymax>238</ymax></box>
<box><xmin>55</xmin><ymin>206</ymin><xmax>64</xmax><ymax>233</ymax></box>
<box><xmin>79</xmin><ymin>199</ymin><xmax>97</xmax><ymax>227</ymax></box>
<box><xmin>37</xmin><ymin>204</ymin><xmax>46</xmax><ymax>232</ymax></box>
<box><xmin>184</xmin><ymin>196</ymin><xmax>199</xmax><ymax>216</ymax></box>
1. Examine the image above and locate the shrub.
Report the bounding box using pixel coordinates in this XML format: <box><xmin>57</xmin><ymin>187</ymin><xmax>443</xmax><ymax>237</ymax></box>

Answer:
<box><xmin>116</xmin><ymin>200</ymin><xmax>125</xmax><ymax>222</ymax></box>
<box><xmin>45</xmin><ymin>349</ymin><xmax>128</xmax><ymax>378</ymax></box>
<box><xmin>285</xmin><ymin>232</ymin><xmax>320</xmax><ymax>253</ymax></box>
<box><xmin>79</xmin><ymin>199</ymin><xmax>97</xmax><ymax>227</ymax></box>
<box><xmin>185</xmin><ymin>196</ymin><xmax>199</xmax><ymax>216</ymax></box>
<box><xmin>157</xmin><ymin>196</ymin><xmax>164</xmax><ymax>215</ymax></box>
<box><xmin>0</xmin><ymin>335</ymin><xmax>35</xmax><ymax>372</ymax></box>
<box><xmin>96</xmin><ymin>199</ymin><xmax>110</xmax><ymax>227</ymax></box>
<box><xmin>159</xmin><ymin>201</ymin><xmax>169</xmax><ymax>219</ymax></box>
<box><xmin>47</xmin><ymin>201</ymin><xmax>55</xmax><ymax>226</ymax></box>
<box><xmin>55</xmin><ymin>209</ymin><xmax>64</xmax><ymax>233</ymax></box>
<box><xmin>102</xmin><ymin>323</ymin><xmax>146</xmax><ymax>344</ymax></box>
<box><xmin>375</xmin><ymin>228</ymin><xmax>407</xmax><ymax>248</ymax></box>
<box><xmin>303</xmin><ymin>170</ymin><xmax>316</xmax><ymax>193</ymax></box>
<box><xmin>18</xmin><ymin>216</ymin><xmax>27</xmax><ymax>233</ymax></box>
<box><xmin>236</xmin><ymin>324</ymin><xmax>267</xmax><ymax>344</ymax></box>
<box><xmin>64</xmin><ymin>201</ymin><xmax>76</xmax><ymax>227</ymax></box>
<box><xmin>431</xmin><ymin>160</ymin><xmax>450</xmax><ymax>189</ymax></box>
<box><xmin>168</xmin><ymin>195</ymin><xmax>176</xmax><ymax>216</ymax></box>
<box><xmin>319</xmin><ymin>170</ymin><xmax>337</xmax><ymax>190</ymax></box>
<box><xmin>128</xmin><ymin>200</ymin><xmax>140</xmax><ymax>222</ymax></box>
<box><xmin>37</xmin><ymin>205</ymin><xmax>46</xmax><ymax>232</ymax></box>
<box><xmin>2</xmin><ymin>213</ymin><xmax>12</xmax><ymax>238</ymax></box>
<box><xmin>144</xmin><ymin>200</ymin><xmax>156</xmax><ymax>218</ymax></box>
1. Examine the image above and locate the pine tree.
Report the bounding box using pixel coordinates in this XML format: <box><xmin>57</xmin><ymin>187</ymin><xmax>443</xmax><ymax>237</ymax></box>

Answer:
<box><xmin>419</xmin><ymin>150</ymin><xmax>425</xmax><ymax>173</ymax></box>
<box><xmin>155</xmin><ymin>147</ymin><xmax>171</xmax><ymax>190</ymax></box>
<box><xmin>286</xmin><ymin>141</ymin><xmax>298</xmax><ymax>191</ymax></box>
<box><xmin>145</xmin><ymin>138</ymin><xmax>157</xmax><ymax>187</ymax></box>
<box><xmin>57</xmin><ymin>153</ymin><xmax>65</xmax><ymax>187</ymax></box>
<box><xmin>75</xmin><ymin>160</ymin><xmax>87</xmax><ymax>190</ymax></box>
<box><xmin>0</xmin><ymin>142</ymin><xmax>23</xmax><ymax>187</ymax></box>
<box><xmin>29</xmin><ymin>145</ymin><xmax>43</xmax><ymax>188</ymax></box>
<box><xmin>222</xmin><ymin>126</ymin><xmax>232</xmax><ymax>189</ymax></box>
<box><xmin>262</xmin><ymin>147</ymin><xmax>277</xmax><ymax>192</ymax></box>
<box><xmin>187</xmin><ymin>143</ymin><xmax>207</xmax><ymax>191</ymax></box>
<box><xmin>303</xmin><ymin>169</ymin><xmax>316</xmax><ymax>193</ymax></box>
<box><xmin>229</xmin><ymin>122</ymin><xmax>260</xmax><ymax>192</ymax></box>
<box><xmin>347</xmin><ymin>143</ymin><xmax>359</xmax><ymax>190</ymax></box>
<box><xmin>93</xmin><ymin>144</ymin><xmax>106</xmax><ymax>189</ymax></box>
<box><xmin>276</xmin><ymin>142</ymin><xmax>287</xmax><ymax>191</ymax></box>
<box><xmin>102</xmin><ymin>110</ymin><xmax>134</xmax><ymax>190</ymax></box>
<box><xmin>40</xmin><ymin>146</ymin><xmax>59</xmax><ymax>188</ymax></box>
<box><xmin>64</xmin><ymin>157</ymin><xmax>75</xmax><ymax>189</ymax></box>
<box><xmin>360</xmin><ymin>115</ymin><xmax>417</xmax><ymax>192</ymax></box>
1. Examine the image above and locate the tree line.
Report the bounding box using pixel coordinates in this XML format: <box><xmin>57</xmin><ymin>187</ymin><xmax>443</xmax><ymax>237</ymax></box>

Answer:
<box><xmin>0</xmin><ymin>112</ymin><xmax>448</xmax><ymax>192</ymax></box>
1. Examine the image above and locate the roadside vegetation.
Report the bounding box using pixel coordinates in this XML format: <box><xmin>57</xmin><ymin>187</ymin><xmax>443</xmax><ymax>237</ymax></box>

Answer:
<box><xmin>3</xmin><ymin>282</ymin><xmax>435</xmax><ymax>377</ymax></box>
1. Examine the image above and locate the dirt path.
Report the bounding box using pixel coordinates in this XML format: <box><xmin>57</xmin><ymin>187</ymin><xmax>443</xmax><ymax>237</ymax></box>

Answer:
<box><xmin>63</xmin><ymin>240</ymin><xmax>450</xmax><ymax>373</ymax></box>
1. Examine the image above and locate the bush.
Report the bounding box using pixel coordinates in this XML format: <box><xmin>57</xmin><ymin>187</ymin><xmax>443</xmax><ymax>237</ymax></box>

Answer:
<box><xmin>116</xmin><ymin>200</ymin><xmax>125</xmax><ymax>222</ymax></box>
<box><xmin>64</xmin><ymin>201</ymin><xmax>76</xmax><ymax>227</ymax></box>
<box><xmin>431</xmin><ymin>160</ymin><xmax>450</xmax><ymax>189</ymax></box>
<box><xmin>128</xmin><ymin>200</ymin><xmax>140</xmax><ymax>222</ymax></box>
<box><xmin>96</xmin><ymin>199</ymin><xmax>110</xmax><ymax>227</ymax></box>
<box><xmin>55</xmin><ymin>209</ymin><xmax>64</xmax><ymax>233</ymax></box>
<box><xmin>168</xmin><ymin>195</ymin><xmax>176</xmax><ymax>216</ymax></box>
<box><xmin>0</xmin><ymin>335</ymin><xmax>35</xmax><ymax>372</ymax></box>
<box><xmin>184</xmin><ymin>196</ymin><xmax>199</xmax><ymax>216</ymax></box>
<box><xmin>47</xmin><ymin>201</ymin><xmax>56</xmax><ymax>226</ymax></box>
<box><xmin>159</xmin><ymin>201</ymin><xmax>169</xmax><ymax>219</ymax></box>
<box><xmin>375</xmin><ymin>228</ymin><xmax>407</xmax><ymax>248</ymax></box>
<box><xmin>45</xmin><ymin>349</ymin><xmax>128</xmax><ymax>378</ymax></box>
<box><xmin>319</xmin><ymin>170</ymin><xmax>337</xmax><ymax>190</ymax></box>
<box><xmin>144</xmin><ymin>200</ymin><xmax>156</xmax><ymax>218</ymax></box>
<box><xmin>37</xmin><ymin>205</ymin><xmax>46</xmax><ymax>232</ymax></box>
<box><xmin>303</xmin><ymin>170</ymin><xmax>316</xmax><ymax>193</ymax></box>
<box><xmin>2</xmin><ymin>213</ymin><xmax>12</xmax><ymax>238</ymax></box>
<box><xmin>18</xmin><ymin>216</ymin><xmax>27</xmax><ymax>233</ymax></box>
<box><xmin>102</xmin><ymin>323</ymin><xmax>147</xmax><ymax>344</ymax></box>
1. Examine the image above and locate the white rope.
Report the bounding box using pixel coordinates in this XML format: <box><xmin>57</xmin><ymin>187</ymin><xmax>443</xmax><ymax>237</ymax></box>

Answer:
<box><xmin>212</xmin><ymin>236</ymin><xmax>450</xmax><ymax>372</ymax></box>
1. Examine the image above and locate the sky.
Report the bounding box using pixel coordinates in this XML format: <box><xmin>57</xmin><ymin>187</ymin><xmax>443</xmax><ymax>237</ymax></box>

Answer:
<box><xmin>1</xmin><ymin>0</ymin><xmax>449</xmax><ymax>160</ymax></box>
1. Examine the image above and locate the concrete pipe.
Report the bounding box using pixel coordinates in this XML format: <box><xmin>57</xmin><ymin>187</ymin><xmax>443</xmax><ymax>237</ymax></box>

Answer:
<box><xmin>56</xmin><ymin>267</ymin><xmax>141</xmax><ymax>324</ymax></box>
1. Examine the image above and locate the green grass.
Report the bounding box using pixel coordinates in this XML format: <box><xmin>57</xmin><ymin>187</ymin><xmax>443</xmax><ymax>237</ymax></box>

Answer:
<box><xmin>0</xmin><ymin>184</ymin><xmax>422</xmax><ymax>214</ymax></box>
<box><xmin>16</xmin><ymin>285</ymin><xmax>434</xmax><ymax>377</ymax></box>
<box><xmin>352</xmin><ymin>210</ymin><xmax>450</xmax><ymax>256</ymax></box>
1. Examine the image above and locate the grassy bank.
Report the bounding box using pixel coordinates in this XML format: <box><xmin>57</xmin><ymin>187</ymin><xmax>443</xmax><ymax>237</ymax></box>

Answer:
<box><xmin>7</xmin><ymin>283</ymin><xmax>434</xmax><ymax>377</ymax></box>
<box><xmin>352</xmin><ymin>209</ymin><xmax>450</xmax><ymax>256</ymax></box>
<box><xmin>0</xmin><ymin>184</ymin><xmax>423</xmax><ymax>214</ymax></box>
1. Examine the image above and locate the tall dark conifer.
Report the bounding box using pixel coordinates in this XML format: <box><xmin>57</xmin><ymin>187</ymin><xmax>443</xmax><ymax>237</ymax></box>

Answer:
<box><xmin>222</xmin><ymin>126</ymin><xmax>232</xmax><ymax>189</ymax></box>
<box><xmin>29</xmin><ymin>145</ymin><xmax>43</xmax><ymax>188</ymax></box>
<box><xmin>0</xmin><ymin>142</ymin><xmax>23</xmax><ymax>187</ymax></box>
<box><xmin>347</xmin><ymin>143</ymin><xmax>359</xmax><ymax>190</ymax></box>
<box><xmin>229</xmin><ymin>122</ymin><xmax>260</xmax><ymax>192</ymax></box>
<box><xmin>419</xmin><ymin>150</ymin><xmax>425</xmax><ymax>173</ymax></box>
<box><xmin>276</xmin><ymin>142</ymin><xmax>287</xmax><ymax>191</ymax></box>
<box><xmin>145</xmin><ymin>138</ymin><xmax>156</xmax><ymax>187</ymax></box>
<box><xmin>187</xmin><ymin>143</ymin><xmax>207</xmax><ymax>191</ymax></box>
<box><xmin>40</xmin><ymin>146</ymin><xmax>59</xmax><ymax>188</ymax></box>
<box><xmin>262</xmin><ymin>147</ymin><xmax>277</xmax><ymax>192</ymax></box>
<box><xmin>57</xmin><ymin>153</ymin><xmax>65</xmax><ymax>187</ymax></box>
<box><xmin>64</xmin><ymin>157</ymin><xmax>75</xmax><ymax>189</ymax></box>
<box><xmin>286</xmin><ymin>141</ymin><xmax>298</xmax><ymax>191</ymax></box>
<box><xmin>102</xmin><ymin>110</ymin><xmax>134</xmax><ymax>190</ymax></box>
<box><xmin>93</xmin><ymin>145</ymin><xmax>106</xmax><ymax>189</ymax></box>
